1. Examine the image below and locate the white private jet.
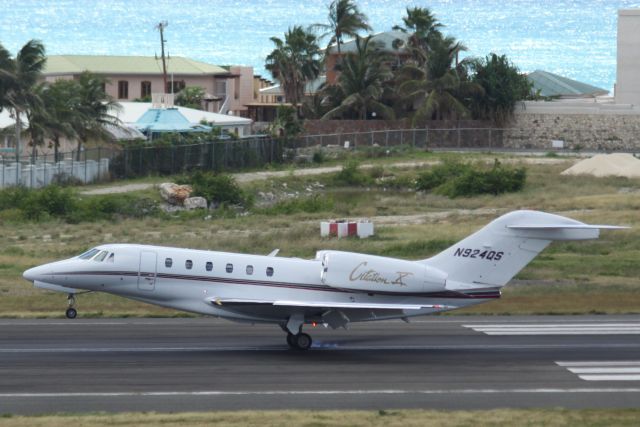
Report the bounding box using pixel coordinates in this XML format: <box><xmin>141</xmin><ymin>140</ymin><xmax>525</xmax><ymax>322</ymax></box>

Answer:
<box><xmin>23</xmin><ymin>210</ymin><xmax>625</xmax><ymax>350</ymax></box>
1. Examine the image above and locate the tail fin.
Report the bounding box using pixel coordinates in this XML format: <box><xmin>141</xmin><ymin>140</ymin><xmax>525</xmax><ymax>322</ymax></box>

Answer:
<box><xmin>422</xmin><ymin>210</ymin><xmax>625</xmax><ymax>291</ymax></box>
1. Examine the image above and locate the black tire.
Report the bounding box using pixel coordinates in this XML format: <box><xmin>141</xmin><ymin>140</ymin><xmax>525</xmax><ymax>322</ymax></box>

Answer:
<box><xmin>65</xmin><ymin>308</ymin><xmax>77</xmax><ymax>319</ymax></box>
<box><xmin>294</xmin><ymin>333</ymin><xmax>312</xmax><ymax>350</ymax></box>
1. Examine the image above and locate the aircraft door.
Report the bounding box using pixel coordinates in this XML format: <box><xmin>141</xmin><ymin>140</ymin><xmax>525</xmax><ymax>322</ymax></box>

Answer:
<box><xmin>138</xmin><ymin>251</ymin><xmax>157</xmax><ymax>291</ymax></box>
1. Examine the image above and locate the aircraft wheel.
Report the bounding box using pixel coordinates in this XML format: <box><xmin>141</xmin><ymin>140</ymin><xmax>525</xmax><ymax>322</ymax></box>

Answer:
<box><xmin>294</xmin><ymin>333</ymin><xmax>312</xmax><ymax>350</ymax></box>
<box><xmin>65</xmin><ymin>308</ymin><xmax>77</xmax><ymax>319</ymax></box>
<box><xmin>286</xmin><ymin>333</ymin><xmax>296</xmax><ymax>349</ymax></box>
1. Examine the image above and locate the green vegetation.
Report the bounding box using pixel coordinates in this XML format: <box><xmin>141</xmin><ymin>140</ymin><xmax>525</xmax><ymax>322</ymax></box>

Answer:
<box><xmin>179</xmin><ymin>171</ymin><xmax>250</xmax><ymax>207</ymax></box>
<box><xmin>416</xmin><ymin>159</ymin><xmax>526</xmax><ymax>197</ymax></box>
<box><xmin>0</xmin><ymin>409</ymin><xmax>639</xmax><ymax>427</ymax></box>
<box><xmin>266</xmin><ymin>4</ymin><xmax>530</xmax><ymax>124</ymax></box>
<box><xmin>0</xmin><ymin>186</ymin><xmax>158</xmax><ymax>223</ymax></box>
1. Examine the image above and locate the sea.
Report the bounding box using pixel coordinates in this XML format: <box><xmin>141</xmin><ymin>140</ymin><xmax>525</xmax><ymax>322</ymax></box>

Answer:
<box><xmin>1</xmin><ymin>0</ymin><xmax>639</xmax><ymax>93</ymax></box>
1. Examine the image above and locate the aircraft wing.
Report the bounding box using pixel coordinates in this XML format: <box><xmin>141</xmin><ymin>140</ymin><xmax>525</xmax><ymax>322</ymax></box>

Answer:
<box><xmin>209</xmin><ymin>297</ymin><xmax>453</xmax><ymax>311</ymax></box>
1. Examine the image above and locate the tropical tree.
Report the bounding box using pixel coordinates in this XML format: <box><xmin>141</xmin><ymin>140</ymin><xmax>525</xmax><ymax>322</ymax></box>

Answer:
<box><xmin>468</xmin><ymin>53</ymin><xmax>532</xmax><ymax>126</ymax></box>
<box><xmin>37</xmin><ymin>79</ymin><xmax>81</xmax><ymax>161</ymax></box>
<box><xmin>398</xmin><ymin>35</ymin><xmax>482</xmax><ymax>123</ymax></box>
<box><xmin>265</xmin><ymin>26</ymin><xmax>321</xmax><ymax>108</ymax></box>
<box><xmin>0</xmin><ymin>40</ymin><xmax>46</xmax><ymax>161</ymax></box>
<box><xmin>313</xmin><ymin>0</ymin><xmax>371</xmax><ymax>57</ymax></box>
<box><xmin>393</xmin><ymin>7</ymin><xmax>443</xmax><ymax>66</ymax></box>
<box><xmin>175</xmin><ymin>86</ymin><xmax>205</xmax><ymax>110</ymax></box>
<box><xmin>322</xmin><ymin>36</ymin><xmax>395</xmax><ymax>120</ymax></box>
<box><xmin>71</xmin><ymin>72</ymin><xmax>121</xmax><ymax>160</ymax></box>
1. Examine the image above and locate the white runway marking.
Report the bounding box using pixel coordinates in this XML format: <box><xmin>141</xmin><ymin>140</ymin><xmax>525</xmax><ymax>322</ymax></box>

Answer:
<box><xmin>2</xmin><ymin>388</ymin><xmax>640</xmax><ymax>399</ymax></box>
<box><xmin>464</xmin><ymin>323</ymin><xmax>640</xmax><ymax>335</ymax></box>
<box><xmin>556</xmin><ymin>361</ymin><xmax>640</xmax><ymax>382</ymax></box>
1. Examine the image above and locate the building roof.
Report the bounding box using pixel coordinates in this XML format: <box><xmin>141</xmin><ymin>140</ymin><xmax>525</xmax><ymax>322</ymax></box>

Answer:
<box><xmin>114</xmin><ymin>102</ymin><xmax>252</xmax><ymax>127</ymax></box>
<box><xmin>527</xmin><ymin>70</ymin><xmax>609</xmax><ymax>98</ymax></box>
<box><xmin>134</xmin><ymin>108</ymin><xmax>212</xmax><ymax>133</ymax></box>
<box><xmin>44</xmin><ymin>55</ymin><xmax>229</xmax><ymax>76</ymax></box>
<box><xmin>328</xmin><ymin>30</ymin><xmax>409</xmax><ymax>55</ymax></box>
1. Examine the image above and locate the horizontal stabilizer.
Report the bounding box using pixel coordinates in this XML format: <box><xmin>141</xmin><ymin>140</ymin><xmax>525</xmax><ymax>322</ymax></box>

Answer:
<box><xmin>209</xmin><ymin>297</ymin><xmax>453</xmax><ymax>311</ymax></box>
<box><xmin>507</xmin><ymin>224</ymin><xmax>628</xmax><ymax>230</ymax></box>
<box><xmin>506</xmin><ymin>222</ymin><xmax>628</xmax><ymax>241</ymax></box>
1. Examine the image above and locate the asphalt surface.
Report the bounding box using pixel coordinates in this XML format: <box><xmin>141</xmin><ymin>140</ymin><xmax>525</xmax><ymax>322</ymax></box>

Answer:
<box><xmin>1</xmin><ymin>315</ymin><xmax>639</xmax><ymax>414</ymax></box>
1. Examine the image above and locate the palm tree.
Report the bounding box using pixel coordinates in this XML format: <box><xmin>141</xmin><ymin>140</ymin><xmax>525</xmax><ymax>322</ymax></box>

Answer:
<box><xmin>72</xmin><ymin>72</ymin><xmax>121</xmax><ymax>160</ymax></box>
<box><xmin>393</xmin><ymin>7</ymin><xmax>443</xmax><ymax>67</ymax></box>
<box><xmin>322</xmin><ymin>36</ymin><xmax>395</xmax><ymax>120</ymax></box>
<box><xmin>313</xmin><ymin>0</ymin><xmax>371</xmax><ymax>57</ymax></box>
<box><xmin>398</xmin><ymin>35</ymin><xmax>482</xmax><ymax>123</ymax></box>
<box><xmin>265</xmin><ymin>26</ymin><xmax>321</xmax><ymax>108</ymax></box>
<box><xmin>0</xmin><ymin>40</ymin><xmax>46</xmax><ymax>163</ymax></box>
<box><xmin>37</xmin><ymin>79</ymin><xmax>81</xmax><ymax>161</ymax></box>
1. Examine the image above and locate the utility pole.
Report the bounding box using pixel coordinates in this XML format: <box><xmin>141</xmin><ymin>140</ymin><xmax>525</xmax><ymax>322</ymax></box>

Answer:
<box><xmin>155</xmin><ymin>21</ymin><xmax>169</xmax><ymax>93</ymax></box>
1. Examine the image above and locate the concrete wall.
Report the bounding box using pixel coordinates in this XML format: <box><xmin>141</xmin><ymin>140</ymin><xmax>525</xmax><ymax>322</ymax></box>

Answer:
<box><xmin>505</xmin><ymin>100</ymin><xmax>640</xmax><ymax>150</ymax></box>
<box><xmin>616</xmin><ymin>9</ymin><xmax>640</xmax><ymax>105</ymax></box>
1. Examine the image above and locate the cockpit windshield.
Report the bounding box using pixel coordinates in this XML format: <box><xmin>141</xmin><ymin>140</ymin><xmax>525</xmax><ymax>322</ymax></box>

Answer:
<box><xmin>78</xmin><ymin>248</ymin><xmax>100</xmax><ymax>260</ymax></box>
<box><xmin>94</xmin><ymin>250</ymin><xmax>109</xmax><ymax>262</ymax></box>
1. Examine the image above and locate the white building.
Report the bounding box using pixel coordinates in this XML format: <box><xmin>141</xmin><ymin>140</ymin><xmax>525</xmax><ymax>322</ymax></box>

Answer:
<box><xmin>616</xmin><ymin>9</ymin><xmax>640</xmax><ymax>105</ymax></box>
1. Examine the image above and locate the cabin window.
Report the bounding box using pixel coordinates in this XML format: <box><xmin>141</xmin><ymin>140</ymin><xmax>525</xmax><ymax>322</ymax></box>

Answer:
<box><xmin>94</xmin><ymin>250</ymin><xmax>109</xmax><ymax>262</ymax></box>
<box><xmin>206</xmin><ymin>261</ymin><xmax>213</xmax><ymax>272</ymax></box>
<box><xmin>140</xmin><ymin>81</ymin><xmax>152</xmax><ymax>98</ymax></box>
<box><xmin>78</xmin><ymin>248</ymin><xmax>100</xmax><ymax>260</ymax></box>
<box><xmin>107</xmin><ymin>253</ymin><xmax>114</xmax><ymax>263</ymax></box>
<box><xmin>246</xmin><ymin>265</ymin><xmax>254</xmax><ymax>275</ymax></box>
<box><xmin>266</xmin><ymin>267</ymin><xmax>274</xmax><ymax>277</ymax></box>
<box><xmin>226</xmin><ymin>263</ymin><xmax>233</xmax><ymax>273</ymax></box>
<box><xmin>185</xmin><ymin>260</ymin><xmax>193</xmax><ymax>270</ymax></box>
<box><xmin>165</xmin><ymin>258</ymin><xmax>173</xmax><ymax>268</ymax></box>
<box><xmin>117</xmin><ymin>80</ymin><xmax>129</xmax><ymax>99</ymax></box>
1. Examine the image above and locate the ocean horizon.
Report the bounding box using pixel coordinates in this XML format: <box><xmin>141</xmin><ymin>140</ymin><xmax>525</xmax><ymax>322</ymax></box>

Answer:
<box><xmin>1</xmin><ymin>0</ymin><xmax>639</xmax><ymax>93</ymax></box>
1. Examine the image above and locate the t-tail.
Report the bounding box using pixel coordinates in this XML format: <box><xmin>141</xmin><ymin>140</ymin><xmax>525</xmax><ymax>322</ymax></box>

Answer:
<box><xmin>422</xmin><ymin>210</ymin><xmax>626</xmax><ymax>292</ymax></box>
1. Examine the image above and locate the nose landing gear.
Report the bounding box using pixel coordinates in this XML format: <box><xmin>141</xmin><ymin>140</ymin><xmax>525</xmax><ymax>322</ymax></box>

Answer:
<box><xmin>65</xmin><ymin>294</ymin><xmax>77</xmax><ymax>319</ymax></box>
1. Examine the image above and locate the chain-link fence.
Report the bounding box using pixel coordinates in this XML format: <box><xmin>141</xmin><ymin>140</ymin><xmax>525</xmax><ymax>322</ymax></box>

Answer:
<box><xmin>5</xmin><ymin>126</ymin><xmax>638</xmax><ymax>188</ymax></box>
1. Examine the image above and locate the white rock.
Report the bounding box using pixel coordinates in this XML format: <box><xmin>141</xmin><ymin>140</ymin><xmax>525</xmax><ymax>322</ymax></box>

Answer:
<box><xmin>184</xmin><ymin>197</ymin><xmax>208</xmax><ymax>210</ymax></box>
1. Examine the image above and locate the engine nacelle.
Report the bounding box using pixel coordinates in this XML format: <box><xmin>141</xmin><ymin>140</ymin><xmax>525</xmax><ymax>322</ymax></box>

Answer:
<box><xmin>317</xmin><ymin>250</ymin><xmax>447</xmax><ymax>294</ymax></box>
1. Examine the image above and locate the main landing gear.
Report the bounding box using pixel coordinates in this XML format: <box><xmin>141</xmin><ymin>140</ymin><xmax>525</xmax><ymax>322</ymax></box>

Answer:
<box><xmin>284</xmin><ymin>313</ymin><xmax>313</xmax><ymax>350</ymax></box>
<box><xmin>286</xmin><ymin>332</ymin><xmax>312</xmax><ymax>350</ymax></box>
<box><xmin>65</xmin><ymin>293</ymin><xmax>77</xmax><ymax>319</ymax></box>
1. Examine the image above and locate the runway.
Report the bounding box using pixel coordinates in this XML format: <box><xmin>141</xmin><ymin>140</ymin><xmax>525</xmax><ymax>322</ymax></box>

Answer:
<box><xmin>1</xmin><ymin>315</ymin><xmax>639</xmax><ymax>414</ymax></box>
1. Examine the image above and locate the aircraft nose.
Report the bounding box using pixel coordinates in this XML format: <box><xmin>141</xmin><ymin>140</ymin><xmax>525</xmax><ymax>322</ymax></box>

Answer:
<box><xmin>23</xmin><ymin>266</ymin><xmax>45</xmax><ymax>282</ymax></box>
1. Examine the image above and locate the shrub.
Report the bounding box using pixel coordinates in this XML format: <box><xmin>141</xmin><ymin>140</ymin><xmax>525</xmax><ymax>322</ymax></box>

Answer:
<box><xmin>333</xmin><ymin>160</ymin><xmax>372</xmax><ymax>186</ymax></box>
<box><xmin>185</xmin><ymin>171</ymin><xmax>247</xmax><ymax>207</ymax></box>
<box><xmin>416</xmin><ymin>160</ymin><xmax>526</xmax><ymax>198</ymax></box>
<box><xmin>21</xmin><ymin>186</ymin><xmax>77</xmax><ymax>220</ymax></box>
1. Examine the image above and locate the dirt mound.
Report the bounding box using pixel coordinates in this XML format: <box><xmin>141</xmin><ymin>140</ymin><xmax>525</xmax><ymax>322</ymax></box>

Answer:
<box><xmin>561</xmin><ymin>153</ymin><xmax>640</xmax><ymax>178</ymax></box>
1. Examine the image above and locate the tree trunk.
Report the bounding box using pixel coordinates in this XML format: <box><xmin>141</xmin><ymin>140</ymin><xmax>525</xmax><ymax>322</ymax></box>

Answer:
<box><xmin>14</xmin><ymin>110</ymin><xmax>21</xmax><ymax>164</ymax></box>
<box><xmin>76</xmin><ymin>137</ymin><xmax>83</xmax><ymax>161</ymax></box>
<box><xmin>53</xmin><ymin>135</ymin><xmax>60</xmax><ymax>162</ymax></box>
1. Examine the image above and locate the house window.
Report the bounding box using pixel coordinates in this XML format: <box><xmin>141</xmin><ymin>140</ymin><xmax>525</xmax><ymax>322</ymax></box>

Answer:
<box><xmin>266</xmin><ymin>267</ymin><xmax>274</xmax><ymax>277</ymax></box>
<box><xmin>185</xmin><ymin>260</ymin><xmax>193</xmax><ymax>270</ymax></box>
<box><xmin>226</xmin><ymin>263</ymin><xmax>233</xmax><ymax>273</ymax></box>
<box><xmin>165</xmin><ymin>258</ymin><xmax>173</xmax><ymax>268</ymax></box>
<box><xmin>206</xmin><ymin>261</ymin><xmax>213</xmax><ymax>272</ymax></box>
<box><xmin>246</xmin><ymin>265</ymin><xmax>253</xmax><ymax>275</ymax></box>
<box><xmin>141</xmin><ymin>81</ymin><xmax>152</xmax><ymax>98</ymax></box>
<box><xmin>234</xmin><ymin>77</ymin><xmax>240</xmax><ymax>100</ymax></box>
<box><xmin>166</xmin><ymin>80</ymin><xmax>185</xmax><ymax>94</ymax></box>
<box><xmin>118</xmin><ymin>80</ymin><xmax>129</xmax><ymax>99</ymax></box>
